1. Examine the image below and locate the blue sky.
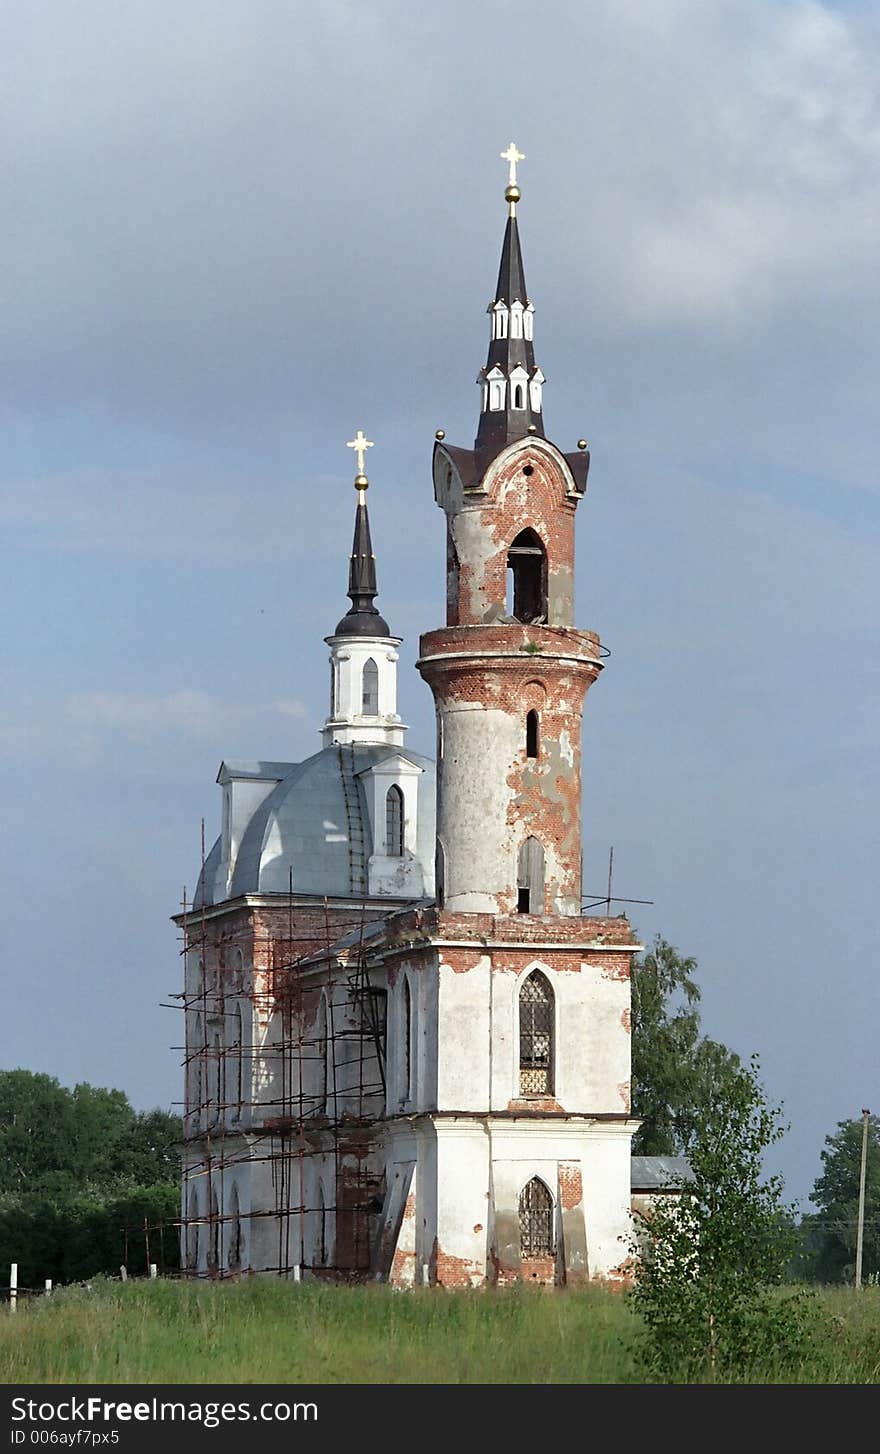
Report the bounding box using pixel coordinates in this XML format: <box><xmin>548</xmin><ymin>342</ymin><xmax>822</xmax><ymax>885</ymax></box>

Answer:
<box><xmin>2</xmin><ymin>0</ymin><xmax>878</xmax><ymax>1206</ymax></box>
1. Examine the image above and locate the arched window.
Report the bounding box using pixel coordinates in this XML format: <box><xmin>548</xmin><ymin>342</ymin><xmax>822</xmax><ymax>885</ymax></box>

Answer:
<box><xmin>513</xmin><ymin>384</ymin><xmax>525</xmax><ymax>409</ymax></box>
<box><xmin>228</xmin><ymin>1184</ymin><xmax>242</xmax><ymax>1270</ymax></box>
<box><xmin>362</xmin><ymin>658</ymin><xmax>379</xmax><ymax>714</ymax></box>
<box><xmin>190</xmin><ymin>1013</ymin><xmax>203</xmax><ymax>1123</ymax></box>
<box><xmin>526</xmin><ymin>710</ymin><xmax>539</xmax><ymax>759</ymax></box>
<box><xmin>316</xmin><ymin>997</ymin><xmax>328</xmax><ymax>1114</ymax></box>
<box><xmin>386</xmin><ymin>785</ymin><xmax>404</xmax><ymax>856</ymax></box>
<box><xmin>519</xmin><ymin>1177</ymin><xmax>555</xmax><ymax>1257</ymax></box>
<box><xmin>186</xmin><ymin>1184</ymin><xmax>199</xmax><ymax>1272</ymax></box>
<box><xmin>519</xmin><ymin>970</ymin><xmax>554</xmax><ymax>1094</ymax></box>
<box><xmin>506</xmin><ymin>529</ymin><xmax>547</xmax><ymax>624</ymax></box>
<box><xmin>517</xmin><ymin>836</ymin><xmax>545</xmax><ymax>915</ymax></box>
<box><xmin>318</xmin><ymin>1186</ymin><xmax>327</xmax><ymax>1267</ymax></box>
<box><xmin>435</xmin><ymin>838</ymin><xmax>446</xmax><ymax>909</ymax></box>
<box><xmin>403</xmin><ymin>978</ymin><xmax>412</xmax><ymax>1103</ymax></box>
<box><xmin>210</xmin><ymin>1031</ymin><xmax>222</xmax><ymax>1123</ymax></box>
<box><xmin>210</xmin><ymin>1185</ymin><xmax>220</xmax><ymax>1271</ymax></box>
<box><xmin>233</xmin><ymin>1003</ymin><xmax>243</xmax><ymax>1121</ymax></box>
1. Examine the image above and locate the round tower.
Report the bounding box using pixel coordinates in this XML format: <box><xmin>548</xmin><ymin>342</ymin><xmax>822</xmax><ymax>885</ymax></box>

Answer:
<box><xmin>417</xmin><ymin>154</ymin><xmax>599</xmax><ymax>917</ymax></box>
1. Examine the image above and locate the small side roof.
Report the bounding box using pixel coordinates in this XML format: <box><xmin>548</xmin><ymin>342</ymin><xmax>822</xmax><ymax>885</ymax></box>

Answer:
<box><xmin>216</xmin><ymin>760</ymin><xmax>294</xmax><ymax>785</ymax></box>
<box><xmin>631</xmin><ymin>1156</ymin><xmax>691</xmax><ymax>1191</ymax></box>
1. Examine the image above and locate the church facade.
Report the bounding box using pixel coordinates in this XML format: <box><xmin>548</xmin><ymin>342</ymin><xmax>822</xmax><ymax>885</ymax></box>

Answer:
<box><xmin>177</xmin><ymin>149</ymin><xmax>642</xmax><ymax>1287</ymax></box>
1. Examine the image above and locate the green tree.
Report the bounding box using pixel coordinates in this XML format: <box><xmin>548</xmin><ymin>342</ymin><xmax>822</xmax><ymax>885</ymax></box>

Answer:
<box><xmin>631</xmin><ymin>936</ymin><xmax>743</xmax><ymax>1154</ymax></box>
<box><xmin>798</xmin><ymin>1115</ymin><xmax>880</xmax><ymax>1284</ymax></box>
<box><xmin>630</xmin><ymin>1057</ymin><xmax>817</xmax><ymax>1382</ymax></box>
<box><xmin>0</xmin><ymin>1070</ymin><xmax>182</xmax><ymax>1288</ymax></box>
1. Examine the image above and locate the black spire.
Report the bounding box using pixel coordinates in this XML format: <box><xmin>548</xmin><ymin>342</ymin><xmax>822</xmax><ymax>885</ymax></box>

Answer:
<box><xmin>475</xmin><ymin>152</ymin><xmax>545</xmax><ymax>462</ymax></box>
<box><xmin>334</xmin><ymin>479</ymin><xmax>390</xmax><ymax>637</ymax></box>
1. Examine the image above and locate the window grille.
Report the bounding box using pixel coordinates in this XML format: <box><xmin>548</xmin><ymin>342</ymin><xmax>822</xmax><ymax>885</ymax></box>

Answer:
<box><xmin>519</xmin><ymin>1177</ymin><xmax>555</xmax><ymax>1257</ymax></box>
<box><xmin>519</xmin><ymin>970</ymin><xmax>554</xmax><ymax>1094</ymax></box>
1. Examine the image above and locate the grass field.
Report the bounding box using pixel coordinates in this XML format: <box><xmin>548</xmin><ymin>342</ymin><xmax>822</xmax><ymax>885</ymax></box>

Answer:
<box><xmin>1</xmin><ymin>1279</ymin><xmax>879</xmax><ymax>1384</ymax></box>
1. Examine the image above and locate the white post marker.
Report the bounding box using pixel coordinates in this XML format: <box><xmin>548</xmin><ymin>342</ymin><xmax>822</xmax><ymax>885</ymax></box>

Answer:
<box><xmin>44</xmin><ymin>1280</ymin><xmax>52</xmax><ymax>1296</ymax></box>
<box><xmin>119</xmin><ymin>1266</ymin><xmax>128</xmax><ymax>1282</ymax></box>
<box><xmin>292</xmin><ymin>1265</ymin><xmax>301</xmax><ymax>1283</ymax></box>
<box><xmin>149</xmin><ymin>1264</ymin><xmax>158</xmax><ymax>1280</ymax></box>
<box><xmin>10</xmin><ymin>1263</ymin><xmax>17</xmax><ymax>1313</ymax></box>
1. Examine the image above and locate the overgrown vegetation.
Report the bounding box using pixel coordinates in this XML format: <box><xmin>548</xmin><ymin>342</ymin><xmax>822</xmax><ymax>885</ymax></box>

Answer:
<box><xmin>1</xmin><ymin>1279</ymin><xmax>878</xmax><ymax>1385</ymax></box>
<box><xmin>0</xmin><ymin>1071</ymin><xmax>181</xmax><ymax>1288</ymax></box>
<box><xmin>630</xmin><ymin>1055</ymin><xmax>825</xmax><ymax>1381</ymax></box>
<box><xmin>630</xmin><ymin>936</ymin><xmax>744</xmax><ymax>1156</ymax></box>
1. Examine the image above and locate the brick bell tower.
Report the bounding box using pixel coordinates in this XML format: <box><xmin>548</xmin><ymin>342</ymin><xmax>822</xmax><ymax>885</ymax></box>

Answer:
<box><xmin>378</xmin><ymin>147</ymin><xmax>639</xmax><ymax>1289</ymax></box>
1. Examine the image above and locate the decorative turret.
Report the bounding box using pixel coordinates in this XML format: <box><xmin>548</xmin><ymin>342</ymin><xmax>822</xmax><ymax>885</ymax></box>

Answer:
<box><xmin>475</xmin><ymin>143</ymin><xmax>545</xmax><ymax>463</ymax></box>
<box><xmin>322</xmin><ymin>433</ymin><xmax>406</xmax><ymax>748</ymax></box>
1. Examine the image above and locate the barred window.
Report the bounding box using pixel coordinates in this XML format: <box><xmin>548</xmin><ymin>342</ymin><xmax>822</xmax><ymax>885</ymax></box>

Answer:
<box><xmin>519</xmin><ymin>1177</ymin><xmax>555</xmax><ymax>1258</ymax></box>
<box><xmin>519</xmin><ymin>970</ymin><xmax>554</xmax><ymax>1095</ymax></box>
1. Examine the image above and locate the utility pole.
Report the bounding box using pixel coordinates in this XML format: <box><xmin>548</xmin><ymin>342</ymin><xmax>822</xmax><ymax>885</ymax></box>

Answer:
<box><xmin>855</xmin><ymin>1107</ymin><xmax>871</xmax><ymax>1289</ymax></box>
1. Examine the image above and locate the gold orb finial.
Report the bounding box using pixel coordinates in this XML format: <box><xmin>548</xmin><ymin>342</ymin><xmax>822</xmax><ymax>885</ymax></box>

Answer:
<box><xmin>577</xmin><ymin>439</ymin><xmax>588</xmax><ymax>451</ymax></box>
<box><xmin>354</xmin><ymin>472</ymin><xmax>369</xmax><ymax>490</ymax></box>
<box><xmin>435</xmin><ymin>429</ymin><xmax>446</xmax><ymax>441</ymax></box>
<box><xmin>527</xmin><ymin>423</ymin><xmax>537</xmax><ymax>433</ymax></box>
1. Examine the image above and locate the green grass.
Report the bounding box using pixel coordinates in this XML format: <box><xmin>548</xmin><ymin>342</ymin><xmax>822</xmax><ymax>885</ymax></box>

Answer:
<box><xmin>1</xmin><ymin>1280</ymin><xmax>879</xmax><ymax>1384</ymax></box>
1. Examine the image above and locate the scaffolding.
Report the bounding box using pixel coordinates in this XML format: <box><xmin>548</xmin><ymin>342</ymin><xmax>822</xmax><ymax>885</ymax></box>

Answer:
<box><xmin>170</xmin><ymin>822</ymin><xmax>395</xmax><ymax>1281</ymax></box>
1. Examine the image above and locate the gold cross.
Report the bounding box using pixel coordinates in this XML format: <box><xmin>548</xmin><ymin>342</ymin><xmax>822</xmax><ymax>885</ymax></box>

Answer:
<box><xmin>346</xmin><ymin>429</ymin><xmax>374</xmax><ymax>475</ymax></box>
<box><xmin>500</xmin><ymin>142</ymin><xmax>525</xmax><ymax>187</ymax></box>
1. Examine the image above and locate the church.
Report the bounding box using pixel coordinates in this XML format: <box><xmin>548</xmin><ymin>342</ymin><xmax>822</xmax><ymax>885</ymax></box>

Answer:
<box><xmin>176</xmin><ymin>146</ymin><xmax>657</xmax><ymax>1288</ymax></box>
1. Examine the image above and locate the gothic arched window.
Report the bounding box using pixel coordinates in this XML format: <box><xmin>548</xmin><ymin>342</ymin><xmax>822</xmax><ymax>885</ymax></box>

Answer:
<box><xmin>507</xmin><ymin>529</ymin><xmax>547</xmax><ymax>624</ymax></box>
<box><xmin>362</xmin><ymin>658</ymin><xmax>379</xmax><ymax>714</ymax></box>
<box><xmin>519</xmin><ymin>970</ymin><xmax>554</xmax><ymax>1095</ymax></box>
<box><xmin>513</xmin><ymin>384</ymin><xmax>525</xmax><ymax>409</ymax></box>
<box><xmin>519</xmin><ymin>1176</ymin><xmax>555</xmax><ymax>1257</ymax></box>
<box><xmin>517</xmin><ymin>836</ymin><xmax>545</xmax><ymax>915</ymax></box>
<box><xmin>386</xmin><ymin>785</ymin><xmax>404</xmax><ymax>856</ymax></box>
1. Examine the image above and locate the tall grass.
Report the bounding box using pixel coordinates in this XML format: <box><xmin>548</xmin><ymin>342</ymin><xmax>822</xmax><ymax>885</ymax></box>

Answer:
<box><xmin>1</xmin><ymin>1280</ymin><xmax>878</xmax><ymax>1384</ymax></box>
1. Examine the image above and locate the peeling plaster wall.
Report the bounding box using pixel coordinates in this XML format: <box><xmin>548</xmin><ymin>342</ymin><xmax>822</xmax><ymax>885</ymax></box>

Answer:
<box><xmin>419</xmin><ymin>626</ymin><xmax>602</xmax><ymax>916</ymax></box>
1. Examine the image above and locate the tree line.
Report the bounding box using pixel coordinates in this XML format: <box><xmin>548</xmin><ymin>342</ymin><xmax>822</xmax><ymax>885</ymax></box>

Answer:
<box><xmin>0</xmin><ymin>1071</ymin><xmax>181</xmax><ymax>1289</ymax></box>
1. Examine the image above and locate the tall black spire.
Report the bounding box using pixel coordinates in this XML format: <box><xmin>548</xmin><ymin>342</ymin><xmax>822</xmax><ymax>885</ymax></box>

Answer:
<box><xmin>335</xmin><ymin>431</ymin><xmax>390</xmax><ymax>637</ymax></box>
<box><xmin>475</xmin><ymin>143</ymin><xmax>545</xmax><ymax>462</ymax></box>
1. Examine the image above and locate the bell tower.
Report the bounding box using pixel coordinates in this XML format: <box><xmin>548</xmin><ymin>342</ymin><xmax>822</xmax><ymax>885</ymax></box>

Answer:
<box><xmin>419</xmin><ymin>147</ymin><xmax>599</xmax><ymax>919</ymax></box>
<box><xmin>377</xmin><ymin>147</ymin><xmax>640</xmax><ymax>1290</ymax></box>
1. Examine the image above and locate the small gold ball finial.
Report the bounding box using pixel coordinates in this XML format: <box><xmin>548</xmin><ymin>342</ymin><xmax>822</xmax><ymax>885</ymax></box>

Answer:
<box><xmin>527</xmin><ymin>423</ymin><xmax>537</xmax><ymax>433</ymax></box>
<box><xmin>577</xmin><ymin>439</ymin><xmax>588</xmax><ymax>451</ymax></box>
<box><xmin>505</xmin><ymin>184</ymin><xmax>521</xmax><ymax>205</ymax></box>
<box><xmin>435</xmin><ymin>429</ymin><xmax>446</xmax><ymax>441</ymax></box>
<box><xmin>354</xmin><ymin>472</ymin><xmax>369</xmax><ymax>490</ymax></box>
